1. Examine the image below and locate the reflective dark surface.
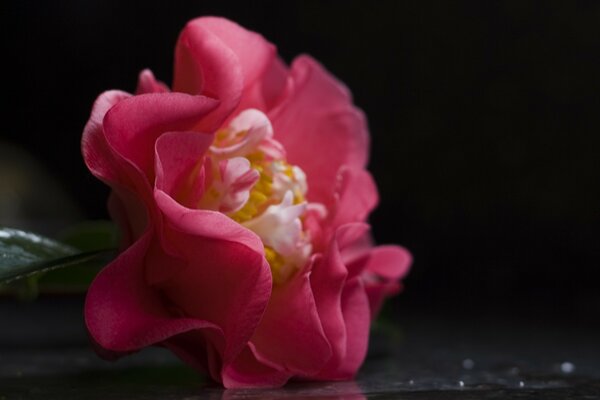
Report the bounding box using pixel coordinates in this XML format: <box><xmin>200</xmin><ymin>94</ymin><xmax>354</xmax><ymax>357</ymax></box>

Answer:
<box><xmin>1</xmin><ymin>298</ymin><xmax>598</xmax><ymax>399</ymax></box>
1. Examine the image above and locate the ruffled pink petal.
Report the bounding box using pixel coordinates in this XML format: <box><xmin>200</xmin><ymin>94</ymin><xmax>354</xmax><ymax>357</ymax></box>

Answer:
<box><xmin>154</xmin><ymin>190</ymin><xmax>265</xmax><ymax>255</ymax></box>
<box><xmin>81</xmin><ymin>90</ymin><xmax>131</xmax><ymax>185</ymax></box>
<box><xmin>136</xmin><ymin>69</ymin><xmax>170</xmax><ymax>94</ymax></box>
<box><xmin>362</xmin><ymin>245</ymin><xmax>412</xmax><ymax>316</ymax></box>
<box><xmin>174</xmin><ymin>24</ymin><xmax>240</xmax><ymax>130</ymax></box>
<box><xmin>270</xmin><ymin>55</ymin><xmax>369</xmax><ymax>206</ymax></box>
<box><xmin>331</xmin><ymin>277</ymin><xmax>370</xmax><ymax>378</ymax></box>
<box><xmin>188</xmin><ymin>17</ymin><xmax>276</xmax><ymax>89</ymax></box>
<box><xmin>238</xmin><ymin>57</ymin><xmax>289</xmax><ymax>112</ymax></box>
<box><xmin>309</xmin><ymin>223</ymin><xmax>369</xmax><ymax>378</ymax></box>
<box><xmin>154</xmin><ymin>131</ymin><xmax>214</xmax><ymax>208</ymax></box>
<box><xmin>332</xmin><ymin>167</ymin><xmax>379</xmax><ymax>228</ymax></box>
<box><xmin>85</xmin><ymin>231</ymin><xmax>223</xmax><ymax>356</ymax></box>
<box><xmin>340</xmin><ymin>233</ymin><xmax>373</xmax><ymax>278</ymax></box>
<box><xmin>82</xmin><ymin>90</ymin><xmax>154</xmax><ymax>241</ymax></box>
<box><xmin>156</xmin><ymin>238</ymin><xmax>269</xmax><ymax>368</ymax></box>
<box><xmin>366</xmin><ymin>245</ymin><xmax>412</xmax><ymax>280</ymax></box>
<box><xmin>173</xmin><ymin>17</ymin><xmax>274</xmax><ymax>130</ymax></box>
<box><xmin>153</xmin><ymin>190</ymin><xmax>272</xmax><ymax>366</ymax></box>
<box><xmin>102</xmin><ymin>93</ymin><xmax>218</xmax><ymax>181</ymax></box>
<box><xmin>250</xmin><ymin>265</ymin><xmax>332</xmax><ymax>377</ymax></box>
<box><xmin>222</xmin><ymin>343</ymin><xmax>291</xmax><ymax>388</ymax></box>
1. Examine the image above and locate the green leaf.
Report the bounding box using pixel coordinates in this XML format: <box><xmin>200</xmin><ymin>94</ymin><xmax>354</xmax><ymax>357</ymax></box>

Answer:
<box><xmin>1</xmin><ymin>227</ymin><xmax>76</xmax><ymax>266</ymax></box>
<box><xmin>36</xmin><ymin>252</ymin><xmax>111</xmax><ymax>293</ymax></box>
<box><xmin>0</xmin><ymin>227</ymin><xmax>113</xmax><ymax>284</ymax></box>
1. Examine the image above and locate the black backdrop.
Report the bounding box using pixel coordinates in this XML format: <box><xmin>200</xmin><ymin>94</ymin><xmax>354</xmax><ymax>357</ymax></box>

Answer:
<box><xmin>3</xmin><ymin>1</ymin><xmax>600</xmax><ymax>321</ymax></box>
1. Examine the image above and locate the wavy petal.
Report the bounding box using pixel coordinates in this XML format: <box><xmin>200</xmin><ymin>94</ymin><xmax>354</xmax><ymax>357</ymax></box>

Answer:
<box><xmin>310</xmin><ymin>223</ymin><xmax>369</xmax><ymax>378</ymax></box>
<box><xmin>332</xmin><ymin>277</ymin><xmax>370</xmax><ymax>378</ymax></box>
<box><xmin>153</xmin><ymin>191</ymin><xmax>272</xmax><ymax>366</ymax></box>
<box><xmin>82</xmin><ymin>90</ymin><xmax>153</xmax><ymax>241</ymax></box>
<box><xmin>103</xmin><ymin>93</ymin><xmax>218</xmax><ymax>181</ymax></box>
<box><xmin>363</xmin><ymin>245</ymin><xmax>412</xmax><ymax>316</ymax></box>
<box><xmin>238</xmin><ymin>57</ymin><xmax>289</xmax><ymax>112</ymax></box>
<box><xmin>154</xmin><ymin>190</ymin><xmax>265</xmax><ymax>255</ymax></box>
<box><xmin>85</xmin><ymin>231</ymin><xmax>223</xmax><ymax>356</ymax></box>
<box><xmin>366</xmin><ymin>245</ymin><xmax>412</xmax><ymax>280</ymax></box>
<box><xmin>332</xmin><ymin>167</ymin><xmax>379</xmax><ymax>228</ymax></box>
<box><xmin>250</xmin><ymin>266</ymin><xmax>332</xmax><ymax>376</ymax></box>
<box><xmin>188</xmin><ymin>17</ymin><xmax>276</xmax><ymax>89</ymax></box>
<box><xmin>270</xmin><ymin>56</ymin><xmax>369</xmax><ymax>206</ymax></box>
<box><xmin>222</xmin><ymin>344</ymin><xmax>290</xmax><ymax>389</ymax></box>
<box><xmin>81</xmin><ymin>90</ymin><xmax>131</xmax><ymax>185</ymax></box>
<box><xmin>174</xmin><ymin>17</ymin><xmax>274</xmax><ymax>130</ymax></box>
<box><xmin>136</xmin><ymin>69</ymin><xmax>170</xmax><ymax>94</ymax></box>
<box><xmin>154</xmin><ymin>131</ymin><xmax>214</xmax><ymax>208</ymax></box>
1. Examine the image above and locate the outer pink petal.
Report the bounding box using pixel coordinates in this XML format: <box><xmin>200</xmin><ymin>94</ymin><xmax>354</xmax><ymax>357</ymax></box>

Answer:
<box><xmin>366</xmin><ymin>245</ymin><xmax>412</xmax><ymax>280</ymax></box>
<box><xmin>136</xmin><ymin>69</ymin><xmax>170</xmax><ymax>94</ymax></box>
<box><xmin>174</xmin><ymin>17</ymin><xmax>274</xmax><ymax>130</ymax></box>
<box><xmin>102</xmin><ymin>93</ymin><xmax>218</xmax><ymax>181</ymax></box>
<box><xmin>310</xmin><ymin>223</ymin><xmax>370</xmax><ymax>378</ymax></box>
<box><xmin>153</xmin><ymin>190</ymin><xmax>272</xmax><ymax>367</ymax></box>
<box><xmin>188</xmin><ymin>17</ymin><xmax>276</xmax><ymax>89</ymax></box>
<box><xmin>154</xmin><ymin>131</ymin><xmax>214</xmax><ymax>208</ymax></box>
<box><xmin>331</xmin><ymin>278</ymin><xmax>370</xmax><ymax>379</ymax></box>
<box><xmin>85</xmin><ymin>231</ymin><xmax>223</xmax><ymax>355</ymax></box>
<box><xmin>363</xmin><ymin>245</ymin><xmax>413</xmax><ymax>316</ymax></box>
<box><xmin>82</xmin><ymin>90</ymin><xmax>153</xmax><ymax>243</ymax></box>
<box><xmin>250</xmin><ymin>266</ymin><xmax>332</xmax><ymax>377</ymax></box>
<box><xmin>238</xmin><ymin>57</ymin><xmax>289</xmax><ymax>112</ymax></box>
<box><xmin>222</xmin><ymin>344</ymin><xmax>291</xmax><ymax>389</ymax></box>
<box><xmin>154</xmin><ymin>190</ymin><xmax>265</xmax><ymax>256</ymax></box>
<box><xmin>81</xmin><ymin>90</ymin><xmax>131</xmax><ymax>185</ymax></box>
<box><xmin>270</xmin><ymin>55</ymin><xmax>369</xmax><ymax>206</ymax></box>
<box><xmin>332</xmin><ymin>167</ymin><xmax>379</xmax><ymax>228</ymax></box>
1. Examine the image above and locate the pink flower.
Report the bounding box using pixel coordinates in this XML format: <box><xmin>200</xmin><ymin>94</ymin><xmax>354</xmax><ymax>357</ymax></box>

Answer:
<box><xmin>82</xmin><ymin>17</ymin><xmax>411</xmax><ymax>388</ymax></box>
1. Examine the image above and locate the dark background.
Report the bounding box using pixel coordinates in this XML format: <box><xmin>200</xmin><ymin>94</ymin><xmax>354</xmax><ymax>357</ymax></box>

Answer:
<box><xmin>3</xmin><ymin>1</ymin><xmax>600</xmax><ymax>322</ymax></box>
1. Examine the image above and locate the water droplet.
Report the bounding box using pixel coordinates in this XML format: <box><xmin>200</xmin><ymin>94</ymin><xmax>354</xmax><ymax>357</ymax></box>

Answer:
<box><xmin>458</xmin><ymin>380</ymin><xmax>465</xmax><ymax>388</ymax></box>
<box><xmin>560</xmin><ymin>361</ymin><xmax>575</xmax><ymax>374</ymax></box>
<box><xmin>408</xmin><ymin>380</ymin><xmax>414</xmax><ymax>385</ymax></box>
<box><xmin>519</xmin><ymin>381</ymin><xmax>525</xmax><ymax>388</ymax></box>
<box><xmin>462</xmin><ymin>358</ymin><xmax>475</xmax><ymax>370</ymax></box>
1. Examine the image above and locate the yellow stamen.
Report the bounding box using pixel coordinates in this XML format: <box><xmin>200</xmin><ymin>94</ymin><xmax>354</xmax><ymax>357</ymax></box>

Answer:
<box><xmin>264</xmin><ymin>245</ymin><xmax>287</xmax><ymax>284</ymax></box>
<box><xmin>208</xmin><ymin>119</ymin><xmax>311</xmax><ymax>285</ymax></box>
<box><xmin>230</xmin><ymin>167</ymin><xmax>272</xmax><ymax>223</ymax></box>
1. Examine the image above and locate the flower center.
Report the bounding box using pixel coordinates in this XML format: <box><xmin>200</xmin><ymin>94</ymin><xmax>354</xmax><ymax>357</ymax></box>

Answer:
<box><xmin>203</xmin><ymin>109</ymin><xmax>316</xmax><ymax>284</ymax></box>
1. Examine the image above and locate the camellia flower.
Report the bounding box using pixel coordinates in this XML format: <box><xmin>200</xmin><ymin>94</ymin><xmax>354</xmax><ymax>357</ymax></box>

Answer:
<box><xmin>82</xmin><ymin>17</ymin><xmax>411</xmax><ymax>388</ymax></box>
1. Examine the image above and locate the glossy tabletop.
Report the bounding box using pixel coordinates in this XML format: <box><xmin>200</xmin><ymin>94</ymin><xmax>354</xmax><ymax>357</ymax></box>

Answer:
<box><xmin>1</xmin><ymin>298</ymin><xmax>599</xmax><ymax>399</ymax></box>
